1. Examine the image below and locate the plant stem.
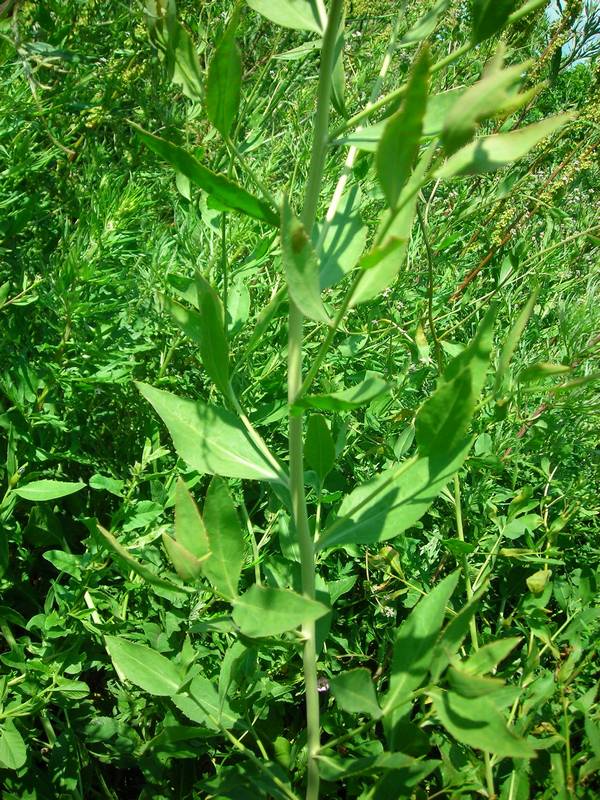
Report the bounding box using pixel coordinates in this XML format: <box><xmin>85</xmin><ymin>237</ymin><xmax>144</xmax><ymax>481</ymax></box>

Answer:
<box><xmin>288</xmin><ymin>3</ymin><xmax>343</xmax><ymax>799</ymax></box>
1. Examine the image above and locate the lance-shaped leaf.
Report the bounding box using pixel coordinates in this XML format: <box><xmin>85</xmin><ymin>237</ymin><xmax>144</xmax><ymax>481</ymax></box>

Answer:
<box><xmin>331</xmin><ymin>9</ymin><xmax>346</xmax><ymax>116</ymax></box>
<box><xmin>415</xmin><ymin>306</ymin><xmax>496</xmax><ymax>457</ymax></box>
<box><xmin>245</xmin><ymin>0</ymin><xmax>323</xmax><ymax>33</ymax></box>
<box><xmin>399</xmin><ymin>0</ymin><xmax>451</xmax><ymax>46</ymax></box>
<box><xmin>162</xmin><ymin>533</ymin><xmax>206</xmax><ymax>582</ymax></box>
<box><xmin>281</xmin><ymin>197</ymin><xmax>330</xmax><ymax>323</ymax></box>
<box><xmin>330</xmin><ymin>668</ymin><xmax>382</xmax><ymax>718</ymax></box>
<box><xmin>318</xmin><ymin>440</ymin><xmax>471</xmax><ymax>551</ymax></box>
<box><xmin>495</xmin><ymin>285</ymin><xmax>539</xmax><ymax>396</ymax></box>
<box><xmin>172</xmin><ymin>675</ymin><xmax>238</xmax><ymax>729</ymax></box>
<box><xmin>470</xmin><ymin>0</ymin><xmax>518</xmax><ymax>44</ymax></box>
<box><xmin>317</xmin><ymin>752</ymin><xmax>440</xmax><ymax>783</ymax></box>
<box><xmin>317</xmin><ymin>186</ymin><xmax>368</xmax><ymax>290</ymax></box>
<box><xmin>383</xmin><ymin>571</ymin><xmax>460</xmax><ymax>721</ymax></box>
<box><xmin>202</xmin><ymin>477</ymin><xmax>245</xmax><ymax>600</ymax></box>
<box><xmin>13</xmin><ymin>479</ymin><xmax>86</xmax><ymax>501</ymax></box>
<box><xmin>175</xmin><ymin>478</ymin><xmax>210</xmax><ymax>560</ymax></box>
<box><xmin>430</xmin><ymin>689</ymin><xmax>539</xmax><ymax>758</ymax></box>
<box><xmin>136</xmin><ymin>383</ymin><xmax>283</xmax><ymax>483</ymax></box>
<box><xmin>293</xmin><ymin>372</ymin><xmax>391</xmax><ymax>413</ymax></box>
<box><xmin>435</xmin><ymin>113</ymin><xmax>574</xmax><ymax>179</ymax></box>
<box><xmin>134</xmin><ymin>126</ymin><xmax>278</xmax><ymax>226</ymax></box>
<box><xmin>376</xmin><ymin>46</ymin><xmax>430</xmax><ymax>210</ymax></box>
<box><xmin>206</xmin><ymin>12</ymin><xmax>242</xmax><ymax>138</ymax></box>
<box><xmin>463</xmin><ymin>636</ymin><xmax>522</xmax><ymax>675</ymax></box>
<box><xmin>353</xmin><ymin>143</ymin><xmax>434</xmax><ymax>305</ymax></box>
<box><xmin>105</xmin><ymin>636</ymin><xmax>184</xmax><ymax>696</ymax></box>
<box><xmin>429</xmin><ymin>583</ymin><xmax>488</xmax><ymax>682</ymax></box>
<box><xmin>305</xmin><ymin>414</ymin><xmax>335</xmax><ymax>483</ymax></box>
<box><xmin>232</xmin><ymin>585</ymin><xmax>329</xmax><ymax>637</ymax></box>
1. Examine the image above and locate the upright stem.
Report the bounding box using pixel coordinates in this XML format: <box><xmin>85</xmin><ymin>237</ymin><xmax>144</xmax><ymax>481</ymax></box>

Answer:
<box><xmin>288</xmin><ymin>3</ymin><xmax>343</xmax><ymax>798</ymax></box>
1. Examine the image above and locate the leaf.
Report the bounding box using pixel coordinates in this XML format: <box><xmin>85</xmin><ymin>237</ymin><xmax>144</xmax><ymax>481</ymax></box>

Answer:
<box><xmin>430</xmin><ymin>689</ymin><xmax>539</xmax><ymax>757</ymax></box>
<box><xmin>167</xmin><ymin>22</ymin><xmax>204</xmax><ymax>101</ymax></box>
<box><xmin>383</xmin><ymin>571</ymin><xmax>460</xmax><ymax>719</ymax></box>
<box><xmin>415</xmin><ymin>306</ymin><xmax>496</xmax><ymax>456</ymax></box>
<box><xmin>331</xmin><ymin>9</ymin><xmax>346</xmax><ymax>116</ymax></box>
<box><xmin>317</xmin><ymin>751</ymin><xmax>438</xmax><ymax>782</ymax></box>
<box><xmin>305</xmin><ymin>414</ymin><xmax>335</xmax><ymax>482</ymax></box>
<box><xmin>206</xmin><ymin>16</ymin><xmax>242</xmax><ymax>137</ymax></box>
<box><xmin>435</xmin><ymin>114</ymin><xmax>574</xmax><ymax>179</ymax></box>
<box><xmin>172</xmin><ymin>675</ymin><xmax>238</xmax><ymax>729</ymax></box>
<box><xmin>95</xmin><ymin>524</ymin><xmax>191</xmax><ymax>595</ymax></box>
<box><xmin>14</xmin><ymin>479</ymin><xmax>86</xmax><ymax>501</ymax></box>
<box><xmin>429</xmin><ymin>584</ymin><xmax>488</xmax><ymax>682</ymax></box>
<box><xmin>353</xmin><ymin>143</ymin><xmax>434</xmax><ymax>304</ymax></box>
<box><xmin>232</xmin><ymin>585</ymin><xmax>329</xmax><ymax>637</ymax></box>
<box><xmin>376</xmin><ymin>46</ymin><xmax>430</xmax><ymax>210</ymax></box>
<box><xmin>463</xmin><ymin>637</ymin><xmax>522</xmax><ymax>675</ymax></box>
<box><xmin>518</xmin><ymin>361</ymin><xmax>571</xmax><ymax>383</ymax></box>
<box><xmin>245</xmin><ymin>0</ymin><xmax>323</xmax><ymax>33</ymax></box>
<box><xmin>470</xmin><ymin>0</ymin><xmax>518</xmax><ymax>44</ymax></box>
<box><xmin>317</xmin><ymin>441</ymin><xmax>471</xmax><ymax>551</ymax></box>
<box><xmin>105</xmin><ymin>636</ymin><xmax>183</xmax><ymax>696</ymax></box>
<box><xmin>495</xmin><ymin>285</ymin><xmax>539</xmax><ymax>395</ymax></box>
<box><xmin>330</xmin><ymin>668</ymin><xmax>382</xmax><ymax>718</ymax></box>
<box><xmin>159</xmin><ymin>279</ymin><xmax>230</xmax><ymax>397</ymax></box>
<box><xmin>294</xmin><ymin>372</ymin><xmax>391</xmax><ymax>413</ymax></box>
<box><xmin>136</xmin><ymin>383</ymin><xmax>283</xmax><ymax>483</ymax></box>
<box><xmin>162</xmin><ymin>533</ymin><xmax>206</xmax><ymax>581</ymax></box>
<box><xmin>0</xmin><ymin>721</ymin><xmax>26</xmax><ymax>770</ymax></box>
<box><xmin>281</xmin><ymin>197</ymin><xmax>330</xmax><ymax>323</ymax></box>
<box><xmin>317</xmin><ymin>186</ymin><xmax>368</xmax><ymax>289</ymax></box>
<box><xmin>134</xmin><ymin>126</ymin><xmax>278</xmax><ymax>226</ymax></box>
<box><xmin>175</xmin><ymin>478</ymin><xmax>210</xmax><ymax>560</ymax></box>
<box><xmin>399</xmin><ymin>0</ymin><xmax>450</xmax><ymax>45</ymax></box>
<box><xmin>202</xmin><ymin>477</ymin><xmax>245</xmax><ymax>600</ymax></box>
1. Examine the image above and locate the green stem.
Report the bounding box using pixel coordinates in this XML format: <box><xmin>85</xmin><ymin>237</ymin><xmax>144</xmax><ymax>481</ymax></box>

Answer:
<box><xmin>288</xmin><ymin>4</ymin><xmax>344</xmax><ymax>799</ymax></box>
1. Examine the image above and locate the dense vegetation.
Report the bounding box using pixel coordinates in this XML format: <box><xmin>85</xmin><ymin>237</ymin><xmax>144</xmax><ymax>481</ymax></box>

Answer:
<box><xmin>0</xmin><ymin>1</ymin><xmax>599</xmax><ymax>798</ymax></box>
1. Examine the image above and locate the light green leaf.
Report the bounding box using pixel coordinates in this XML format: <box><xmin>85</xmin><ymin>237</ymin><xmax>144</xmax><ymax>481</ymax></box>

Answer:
<box><xmin>245</xmin><ymin>0</ymin><xmax>323</xmax><ymax>33</ymax></box>
<box><xmin>447</xmin><ymin>666</ymin><xmax>505</xmax><ymax>697</ymax></box>
<box><xmin>463</xmin><ymin>637</ymin><xmax>522</xmax><ymax>675</ymax></box>
<box><xmin>43</xmin><ymin>550</ymin><xmax>83</xmax><ymax>580</ymax></box>
<box><xmin>0</xmin><ymin>721</ymin><xmax>26</xmax><ymax>770</ymax></box>
<box><xmin>330</xmin><ymin>668</ymin><xmax>382</xmax><ymax>718</ymax></box>
<box><xmin>317</xmin><ymin>442</ymin><xmax>471</xmax><ymax>551</ymax></box>
<box><xmin>175</xmin><ymin>478</ymin><xmax>210</xmax><ymax>560</ymax></box>
<box><xmin>136</xmin><ymin>383</ymin><xmax>283</xmax><ymax>483</ymax></box>
<box><xmin>105</xmin><ymin>636</ymin><xmax>183</xmax><ymax>696</ymax></box>
<box><xmin>14</xmin><ymin>479</ymin><xmax>86</xmax><ymax>501</ymax></box>
<box><xmin>317</xmin><ymin>752</ymin><xmax>439</xmax><ymax>783</ymax></box>
<box><xmin>470</xmin><ymin>0</ymin><xmax>518</xmax><ymax>44</ymax></box>
<box><xmin>435</xmin><ymin>114</ymin><xmax>574</xmax><ymax>179</ymax></box>
<box><xmin>518</xmin><ymin>361</ymin><xmax>571</xmax><ymax>384</ymax></box>
<box><xmin>162</xmin><ymin>533</ymin><xmax>206</xmax><ymax>582</ymax></box>
<box><xmin>415</xmin><ymin>306</ymin><xmax>496</xmax><ymax>456</ymax></box>
<box><xmin>281</xmin><ymin>197</ymin><xmax>330</xmax><ymax>323</ymax></box>
<box><xmin>172</xmin><ymin>675</ymin><xmax>238</xmax><ymax>729</ymax></box>
<box><xmin>206</xmin><ymin>15</ymin><xmax>242</xmax><ymax>138</ymax></box>
<box><xmin>377</xmin><ymin>46</ymin><xmax>430</xmax><ymax>210</ymax></box>
<box><xmin>430</xmin><ymin>689</ymin><xmax>539</xmax><ymax>757</ymax></box>
<box><xmin>399</xmin><ymin>0</ymin><xmax>450</xmax><ymax>45</ymax></box>
<box><xmin>294</xmin><ymin>373</ymin><xmax>391</xmax><ymax>414</ymax></box>
<box><xmin>134</xmin><ymin>125</ymin><xmax>278</xmax><ymax>226</ymax></box>
<box><xmin>317</xmin><ymin>186</ymin><xmax>368</xmax><ymax>289</ymax></box>
<box><xmin>331</xmin><ymin>9</ymin><xmax>346</xmax><ymax>116</ymax></box>
<box><xmin>383</xmin><ymin>571</ymin><xmax>460</xmax><ymax>719</ymax></box>
<box><xmin>202</xmin><ymin>477</ymin><xmax>245</xmax><ymax>600</ymax></box>
<box><xmin>429</xmin><ymin>583</ymin><xmax>488</xmax><ymax>681</ymax></box>
<box><xmin>495</xmin><ymin>285</ymin><xmax>539</xmax><ymax>395</ymax></box>
<box><xmin>353</xmin><ymin>143</ymin><xmax>434</xmax><ymax>304</ymax></box>
<box><xmin>167</xmin><ymin>22</ymin><xmax>204</xmax><ymax>101</ymax></box>
<box><xmin>305</xmin><ymin>414</ymin><xmax>335</xmax><ymax>482</ymax></box>
<box><xmin>232</xmin><ymin>585</ymin><xmax>329</xmax><ymax>637</ymax></box>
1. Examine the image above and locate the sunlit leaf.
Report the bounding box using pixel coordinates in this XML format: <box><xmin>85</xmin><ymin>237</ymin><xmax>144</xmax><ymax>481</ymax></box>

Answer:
<box><xmin>232</xmin><ymin>585</ymin><xmax>329</xmax><ymax>637</ymax></box>
<box><xmin>245</xmin><ymin>0</ymin><xmax>323</xmax><ymax>33</ymax></box>
<box><xmin>305</xmin><ymin>414</ymin><xmax>336</xmax><ymax>482</ymax></box>
<box><xmin>293</xmin><ymin>372</ymin><xmax>391</xmax><ymax>413</ymax></box>
<box><xmin>105</xmin><ymin>636</ymin><xmax>183</xmax><ymax>696</ymax></box>
<box><xmin>330</xmin><ymin>668</ymin><xmax>382</xmax><ymax>718</ymax></box>
<box><xmin>14</xmin><ymin>480</ymin><xmax>85</xmax><ymax>501</ymax></box>
<box><xmin>202</xmin><ymin>477</ymin><xmax>245</xmax><ymax>600</ymax></box>
<box><xmin>206</xmin><ymin>13</ymin><xmax>242</xmax><ymax>137</ymax></box>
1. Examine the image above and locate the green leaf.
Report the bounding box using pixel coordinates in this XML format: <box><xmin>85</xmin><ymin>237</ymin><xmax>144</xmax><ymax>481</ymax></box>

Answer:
<box><xmin>463</xmin><ymin>637</ymin><xmax>522</xmax><ymax>675</ymax></box>
<box><xmin>447</xmin><ymin>666</ymin><xmax>505</xmax><ymax>698</ymax></box>
<box><xmin>105</xmin><ymin>636</ymin><xmax>183</xmax><ymax>696</ymax></box>
<box><xmin>331</xmin><ymin>9</ymin><xmax>346</xmax><ymax>116</ymax></box>
<box><xmin>202</xmin><ymin>477</ymin><xmax>245</xmax><ymax>600</ymax></box>
<box><xmin>281</xmin><ymin>197</ymin><xmax>330</xmax><ymax>323</ymax></box>
<box><xmin>134</xmin><ymin>125</ymin><xmax>278</xmax><ymax>226</ymax></box>
<box><xmin>518</xmin><ymin>361</ymin><xmax>571</xmax><ymax>384</ymax></box>
<box><xmin>175</xmin><ymin>478</ymin><xmax>210</xmax><ymax>560</ymax></box>
<box><xmin>399</xmin><ymin>0</ymin><xmax>450</xmax><ymax>45</ymax></box>
<box><xmin>161</xmin><ymin>533</ymin><xmax>206</xmax><ymax>581</ymax></box>
<box><xmin>96</xmin><ymin>524</ymin><xmax>191</xmax><ymax>595</ymax></box>
<box><xmin>353</xmin><ymin>143</ymin><xmax>434</xmax><ymax>304</ymax></box>
<box><xmin>166</xmin><ymin>22</ymin><xmax>204</xmax><ymax>101</ymax></box>
<box><xmin>232</xmin><ymin>585</ymin><xmax>329</xmax><ymax>637</ymax></box>
<box><xmin>14</xmin><ymin>479</ymin><xmax>86</xmax><ymax>501</ymax></box>
<box><xmin>159</xmin><ymin>279</ymin><xmax>230</xmax><ymax>397</ymax></box>
<box><xmin>136</xmin><ymin>383</ymin><xmax>283</xmax><ymax>483</ymax></box>
<box><xmin>430</xmin><ymin>689</ymin><xmax>539</xmax><ymax>757</ymax></box>
<box><xmin>305</xmin><ymin>414</ymin><xmax>335</xmax><ymax>482</ymax></box>
<box><xmin>495</xmin><ymin>285</ymin><xmax>539</xmax><ymax>395</ymax></box>
<box><xmin>317</xmin><ymin>186</ymin><xmax>368</xmax><ymax>289</ymax></box>
<box><xmin>206</xmin><ymin>16</ymin><xmax>242</xmax><ymax>138</ymax></box>
<box><xmin>317</xmin><ymin>441</ymin><xmax>471</xmax><ymax>551</ymax></box>
<box><xmin>330</xmin><ymin>668</ymin><xmax>382</xmax><ymax>718</ymax></box>
<box><xmin>376</xmin><ymin>46</ymin><xmax>430</xmax><ymax>210</ymax></box>
<box><xmin>317</xmin><ymin>751</ymin><xmax>438</xmax><ymax>782</ymax></box>
<box><xmin>245</xmin><ymin>0</ymin><xmax>323</xmax><ymax>33</ymax></box>
<box><xmin>470</xmin><ymin>0</ymin><xmax>518</xmax><ymax>44</ymax></box>
<box><xmin>415</xmin><ymin>306</ymin><xmax>496</xmax><ymax>456</ymax></box>
<box><xmin>172</xmin><ymin>675</ymin><xmax>238</xmax><ymax>729</ymax></box>
<box><xmin>383</xmin><ymin>571</ymin><xmax>460</xmax><ymax>719</ymax></box>
<box><xmin>435</xmin><ymin>114</ymin><xmax>574</xmax><ymax>179</ymax></box>
<box><xmin>429</xmin><ymin>584</ymin><xmax>487</xmax><ymax>682</ymax></box>
<box><xmin>0</xmin><ymin>721</ymin><xmax>26</xmax><ymax>770</ymax></box>
<box><xmin>294</xmin><ymin>372</ymin><xmax>391</xmax><ymax>413</ymax></box>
